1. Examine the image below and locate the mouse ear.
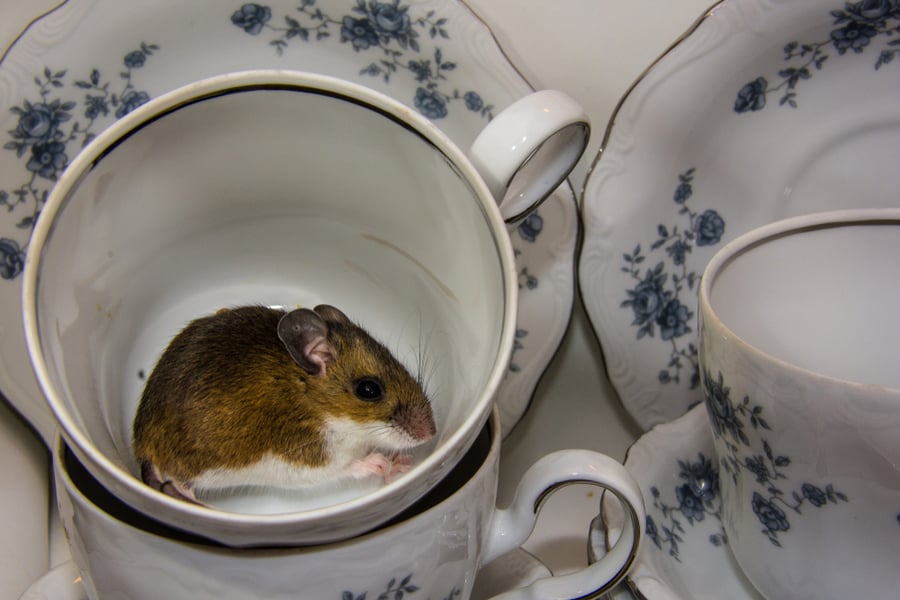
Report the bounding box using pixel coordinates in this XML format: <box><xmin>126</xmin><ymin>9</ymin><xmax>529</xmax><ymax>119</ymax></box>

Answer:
<box><xmin>313</xmin><ymin>304</ymin><xmax>352</xmax><ymax>325</ymax></box>
<box><xmin>277</xmin><ymin>308</ymin><xmax>337</xmax><ymax>377</ymax></box>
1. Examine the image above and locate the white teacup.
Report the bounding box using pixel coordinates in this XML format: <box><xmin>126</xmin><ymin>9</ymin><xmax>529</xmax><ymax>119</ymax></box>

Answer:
<box><xmin>698</xmin><ymin>209</ymin><xmax>900</xmax><ymax>599</ymax></box>
<box><xmin>22</xmin><ymin>70</ymin><xmax>588</xmax><ymax>546</ymax></box>
<box><xmin>56</xmin><ymin>409</ymin><xmax>645</xmax><ymax>600</ymax></box>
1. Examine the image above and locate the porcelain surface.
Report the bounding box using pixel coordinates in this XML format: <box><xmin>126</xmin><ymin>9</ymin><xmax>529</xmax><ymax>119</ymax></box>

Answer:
<box><xmin>0</xmin><ymin>399</ymin><xmax>50</xmax><ymax>597</ymax></box>
<box><xmin>53</xmin><ymin>408</ymin><xmax>645</xmax><ymax>599</ymax></box>
<box><xmin>598</xmin><ymin>405</ymin><xmax>761</xmax><ymax>600</ymax></box>
<box><xmin>24</xmin><ymin>69</ymin><xmax>518</xmax><ymax>546</ymax></box>
<box><xmin>579</xmin><ymin>0</ymin><xmax>900</xmax><ymax>430</ymax></box>
<box><xmin>18</xmin><ymin>561</ymin><xmax>88</xmax><ymax>600</ymax></box>
<box><xmin>19</xmin><ymin>551</ymin><xmax>550</xmax><ymax>600</ymax></box>
<box><xmin>698</xmin><ymin>209</ymin><xmax>900</xmax><ymax>599</ymax></box>
<box><xmin>0</xmin><ymin>0</ymin><xmax>577</xmax><ymax>446</ymax></box>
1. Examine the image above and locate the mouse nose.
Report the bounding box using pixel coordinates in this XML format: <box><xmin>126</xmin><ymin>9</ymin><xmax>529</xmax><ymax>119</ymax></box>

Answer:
<box><xmin>393</xmin><ymin>404</ymin><xmax>437</xmax><ymax>442</ymax></box>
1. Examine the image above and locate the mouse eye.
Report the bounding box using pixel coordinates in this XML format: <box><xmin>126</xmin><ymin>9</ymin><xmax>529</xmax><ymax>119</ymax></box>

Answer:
<box><xmin>354</xmin><ymin>377</ymin><xmax>385</xmax><ymax>402</ymax></box>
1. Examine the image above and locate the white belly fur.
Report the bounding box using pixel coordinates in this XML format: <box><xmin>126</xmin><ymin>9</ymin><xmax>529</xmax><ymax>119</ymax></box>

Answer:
<box><xmin>188</xmin><ymin>416</ymin><xmax>416</xmax><ymax>492</ymax></box>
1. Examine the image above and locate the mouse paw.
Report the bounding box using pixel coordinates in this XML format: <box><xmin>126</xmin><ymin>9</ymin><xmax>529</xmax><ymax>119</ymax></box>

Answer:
<box><xmin>140</xmin><ymin>461</ymin><xmax>204</xmax><ymax>506</ymax></box>
<box><xmin>351</xmin><ymin>452</ymin><xmax>412</xmax><ymax>483</ymax></box>
<box><xmin>386</xmin><ymin>451</ymin><xmax>412</xmax><ymax>481</ymax></box>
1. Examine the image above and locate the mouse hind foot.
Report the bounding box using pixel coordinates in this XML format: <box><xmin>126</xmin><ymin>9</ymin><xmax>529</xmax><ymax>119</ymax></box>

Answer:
<box><xmin>140</xmin><ymin>460</ymin><xmax>204</xmax><ymax>506</ymax></box>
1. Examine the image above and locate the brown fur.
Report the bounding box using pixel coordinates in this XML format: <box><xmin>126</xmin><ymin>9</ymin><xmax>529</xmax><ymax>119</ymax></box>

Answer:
<box><xmin>132</xmin><ymin>305</ymin><xmax>433</xmax><ymax>484</ymax></box>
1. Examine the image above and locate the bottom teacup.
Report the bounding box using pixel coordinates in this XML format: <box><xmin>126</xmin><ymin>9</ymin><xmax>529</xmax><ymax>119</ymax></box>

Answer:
<box><xmin>55</xmin><ymin>409</ymin><xmax>644</xmax><ymax>599</ymax></box>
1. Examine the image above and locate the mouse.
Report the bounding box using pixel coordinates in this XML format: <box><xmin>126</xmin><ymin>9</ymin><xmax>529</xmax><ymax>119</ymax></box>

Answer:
<box><xmin>132</xmin><ymin>304</ymin><xmax>437</xmax><ymax>505</ymax></box>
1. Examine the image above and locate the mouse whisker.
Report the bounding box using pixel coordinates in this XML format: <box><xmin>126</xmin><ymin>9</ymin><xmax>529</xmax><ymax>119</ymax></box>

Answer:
<box><xmin>412</xmin><ymin>322</ymin><xmax>440</xmax><ymax>399</ymax></box>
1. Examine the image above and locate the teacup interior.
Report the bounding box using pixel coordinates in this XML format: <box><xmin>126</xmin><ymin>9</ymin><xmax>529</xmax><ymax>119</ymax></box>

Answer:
<box><xmin>33</xmin><ymin>84</ymin><xmax>509</xmax><ymax>513</ymax></box>
<box><xmin>708</xmin><ymin>220</ymin><xmax>900</xmax><ymax>387</ymax></box>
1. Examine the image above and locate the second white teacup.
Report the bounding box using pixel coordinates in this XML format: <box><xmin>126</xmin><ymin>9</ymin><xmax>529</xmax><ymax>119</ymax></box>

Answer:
<box><xmin>57</xmin><ymin>409</ymin><xmax>645</xmax><ymax>600</ymax></box>
<box><xmin>699</xmin><ymin>209</ymin><xmax>900</xmax><ymax>599</ymax></box>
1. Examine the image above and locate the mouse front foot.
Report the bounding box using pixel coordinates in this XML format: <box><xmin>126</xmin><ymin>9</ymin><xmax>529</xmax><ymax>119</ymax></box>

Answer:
<box><xmin>350</xmin><ymin>451</ymin><xmax>412</xmax><ymax>483</ymax></box>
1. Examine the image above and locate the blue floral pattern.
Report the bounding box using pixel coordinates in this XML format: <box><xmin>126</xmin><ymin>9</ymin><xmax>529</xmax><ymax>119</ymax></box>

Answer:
<box><xmin>734</xmin><ymin>0</ymin><xmax>900</xmax><ymax>112</ymax></box>
<box><xmin>621</xmin><ymin>169</ymin><xmax>725</xmax><ymax>389</ymax></box>
<box><xmin>703</xmin><ymin>369</ymin><xmax>849</xmax><ymax>547</ymax></box>
<box><xmin>508</xmin><ymin>328</ymin><xmax>528</xmax><ymax>373</ymax></box>
<box><xmin>342</xmin><ymin>574</ymin><xmax>460</xmax><ymax>600</ymax></box>
<box><xmin>505</xmin><ymin>211</ymin><xmax>544</xmax><ymax>373</ymax></box>
<box><xmin>515</xmin><ymin>213</ymin><xmax>541</xmax><ymax>293</ymax></box>
<box><xmin>0</xmin><ymin>43</ymin><xmax>159</xmax><ymax>280</ymax></box>
<box><xmin>645</xmin><ymin>453</ymin><xmax>727</xmax><ymax>562</ymax></box>
<box><xmin>230</xmin><ymin>0</ymin><xmax>495</xmax><ymax>121</ymax></box>
<box><xmin>0</xmin><ymin>238</ymin><xmax>25</xmax><ymax>280</ymax></box>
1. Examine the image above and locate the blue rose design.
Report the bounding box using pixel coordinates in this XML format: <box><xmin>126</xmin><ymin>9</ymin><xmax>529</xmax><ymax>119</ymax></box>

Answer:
<box><xmin>801</xmin><ymin>483</ymin><xmax>827</xmax><ymax>507</ymax></box>
<box><xmin>686</xmin><ymin>455</ymin><xmax>719</xmax><ymax>502</ymax></box>
<box><xmin>0</xmin><ymin>238</ymin><xmax>26</xmax><ymax>280</ymax></box>
<box><xmin>657</xmin><ymin>298</ymin><xmax>691</xmax><ymax>340</ymax></box>
<box><xmin>464</xmin><ymin>91</ymin><xmax>484</xmax><ymax>112</ymax></box>
<box><xmin>694</xmin><ymin>209</ymin><xmax>725</xmax><ymax>246</ymax></box>
<box><xmin>752</xmin><ymin>492</ymin><xmax>790</xmax><ymax>533</ymax></box>
<box><xmin>123</xmin><ymin>50</ymin><xmax>146</xmax><ymax>69</ymax></box>
<box><xmin>626</xmin><ymin>279</ymin><xmax>666</xmax><ymax>327</ymax></box>
<box><xmin>341</xmin><ymin>16</ymin><xmax>380</xmax><ymax>51</ymax></box>
<box><xmin>734</xmin><ymin>1</ymin><xmax>900</xmax><ymax>112</ymax></box>
<box><xmin>676</xmin><ymin>482</ymin><xmax>707</xmax><ymax>524</ymax></box>
<box><xmin>517</xmin><ymin>213</ymin><xmax>543</xmax><ymax>243</ymax></box>
<box><xmin>846</xmin><ymin>0</ymin><xmax>895</xmax><ymax>24</ymax></box>
<box><xmin>115</xmin><ymin>90</ymin><xmax>150</xmax><ymax>118</ymax></box>
<box><xmin>231</xmin><ymin>3</ymin><xmax>272</xmax><ymax>35</ymax></box>
<box><xmin>227</xmin><ymin>2</ymin><xmax>494</xmax><ymax>125</ymax></box>
<box><xmin>365</xmin><ymin>1</ymin><xmax>412</xmax><ymax>41</ymax></box>
<box><xmin>703</xmin><ymin>370</ymin><xmax>738</xmax><ymax>439</ymax></box>
<box><xmin>831</xmin><ymin>21</ymin><xmax>878</xmax><ymax>54</ymax></box>
<box><xmin>414</xmin><ymin>87</ymin><xmax>447</xmax><ymax>119</ymax></box>
<box><xmin>734</xmin><ymin>77</ymin><xmax>768</xmax><ymax>113</ymax></box>
<box><xmin>13</xmin><ymin>102</ymin><xmax>65</xmax><ymax>146</ymax></box>
<box><xmin>26</xmin><ymin>140</ymin><xmax>67</xmax><ymax>179</ymax></box>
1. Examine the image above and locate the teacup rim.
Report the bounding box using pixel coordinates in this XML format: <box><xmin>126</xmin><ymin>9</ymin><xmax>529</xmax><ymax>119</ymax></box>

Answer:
<box><xmin>699</xmin><ymin>207</ymin><xmax>900</xmax><ymax>394</ymax></box>
<box><xmin>55</xmin><ymin>408</ymin><xmax>501</xmax><ymax>553</ymax></box>
<box><xmin>23</xmin><ymin>69</ymin><xmax>518</xmax><ymax>537</ymax></box>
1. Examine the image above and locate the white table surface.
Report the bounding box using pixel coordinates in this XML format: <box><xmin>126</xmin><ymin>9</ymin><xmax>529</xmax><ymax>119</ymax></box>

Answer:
<box><xmin>0</xmin><ymin>0</ymin><xmax>713</xmax><ymax>597</ymax></box>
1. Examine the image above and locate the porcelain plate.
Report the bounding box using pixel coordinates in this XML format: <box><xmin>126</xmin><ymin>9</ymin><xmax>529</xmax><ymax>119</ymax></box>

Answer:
<box><xmin>579</xmin><ymin>0</ymin><xmax>900</xmax><ymax>429</ymax></box>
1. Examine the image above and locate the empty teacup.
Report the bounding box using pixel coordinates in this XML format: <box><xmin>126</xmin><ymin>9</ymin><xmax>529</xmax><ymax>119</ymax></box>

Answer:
<box><xmin>698</xmin><ymin>209</ymin><xmax>900</xmax><ymax>599</ymax></box>
<box><xmin>56</xmin><ymin>409</ymin><xmax>645</xmax><ymax>599</ymax></box>
<box><xmin>22</xmin><ymin>70</ymin><xmax>589</xmax><ymax>545</ymax></box>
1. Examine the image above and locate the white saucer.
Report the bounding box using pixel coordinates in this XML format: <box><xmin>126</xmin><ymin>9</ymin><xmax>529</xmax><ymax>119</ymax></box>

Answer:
<box><xmin>21</xmin><ymin>550</ymin><xmax>550</xmax><ymax>600</ymax></box>
<box><xmin>597</xmin><ymin>404</ymin><xmax>761</xmax><ymax>600</ymax></box>
<box><xmin>579</xmin><ymin>0</ymin><xmax>900</xmax><ymax>430</ymax></box>
<box><xmin>0</xmin><ymin>0</ymin><xmax>578</xmax><ymax>444</ymax></box>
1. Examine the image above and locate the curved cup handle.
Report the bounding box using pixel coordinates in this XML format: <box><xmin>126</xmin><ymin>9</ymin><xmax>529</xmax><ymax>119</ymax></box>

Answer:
<box><xmin>468</xmin><ymin>90</ymin><xmax>589</xmax><ymax>224</ymax></box>
<box><xmin>482</xmin><ymin>450</ymin><xmax>644</xmax><ymax>600</ymax></box>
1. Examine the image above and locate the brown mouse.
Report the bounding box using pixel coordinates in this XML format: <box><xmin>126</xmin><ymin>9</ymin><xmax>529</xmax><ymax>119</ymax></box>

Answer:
<box><xmin>132</xmin><ymin>304</ymin><xmax>436</xmax><ymax>505</ymax></box>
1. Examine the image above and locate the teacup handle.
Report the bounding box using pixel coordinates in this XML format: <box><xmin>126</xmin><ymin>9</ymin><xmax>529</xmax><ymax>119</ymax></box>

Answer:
<box><xmin>468</xmin><ymin>90</ymin><xmax>589</xmax><ymax>224</ymax></box>
<box><xmin>482</xmin><ymin>449</ymin><xmax>644</xmax><ymax>599</ymax></box>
